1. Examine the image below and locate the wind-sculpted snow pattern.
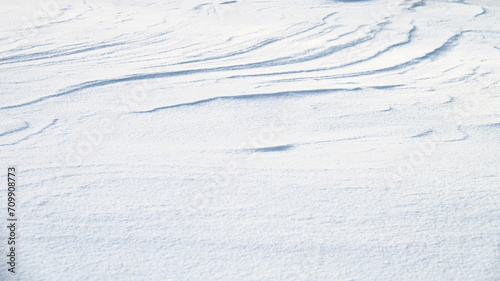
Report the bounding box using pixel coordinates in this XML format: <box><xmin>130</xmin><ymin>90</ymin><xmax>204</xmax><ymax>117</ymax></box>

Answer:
<box><xmin>1</xmin><ymin>0</ymin><xmax>499</xmax><ymax>280</ymax></box>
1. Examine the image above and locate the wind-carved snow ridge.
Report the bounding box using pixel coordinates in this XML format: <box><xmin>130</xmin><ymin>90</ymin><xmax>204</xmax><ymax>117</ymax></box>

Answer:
<box><xmin>1</xmin><ymin>0</ymin><xmax>499</xmax><ymax>280</ymax></box>
<box><xmin>0</xmin><ymin>119</ymin><xmax>58</xmax><ymax>147</ymax></box>
<box><xmin>0</xmin><ymin>120</ymin><xmax>29</xmax><ymax>137</ymax></box>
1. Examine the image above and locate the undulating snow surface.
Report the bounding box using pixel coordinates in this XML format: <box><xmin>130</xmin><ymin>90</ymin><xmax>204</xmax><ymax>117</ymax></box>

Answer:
<box><xmin>1</xmin><ymin>0</ymin><xmax>499</xmax><ymax>280</ymax></box>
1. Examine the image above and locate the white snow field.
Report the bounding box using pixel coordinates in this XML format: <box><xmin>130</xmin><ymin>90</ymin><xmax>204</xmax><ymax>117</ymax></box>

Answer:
<box><xmin>1</xmin><ymin>0</ymin><xmax>499</xmax><ymax>280</ymax></box>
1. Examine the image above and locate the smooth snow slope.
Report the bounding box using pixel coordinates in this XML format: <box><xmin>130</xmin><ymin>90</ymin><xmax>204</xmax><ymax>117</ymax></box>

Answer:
<box><xmin>0</xmin><ymin>0</ymin><xmax>499</xmax><ymax>280</ymax></box>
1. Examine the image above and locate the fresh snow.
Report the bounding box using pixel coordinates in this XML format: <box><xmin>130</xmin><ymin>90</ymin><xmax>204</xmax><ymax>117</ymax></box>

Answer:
<box><xmin>0</xmin><ymin>0</ymin><xmax>499</xmax><ymax>280</ymax></box>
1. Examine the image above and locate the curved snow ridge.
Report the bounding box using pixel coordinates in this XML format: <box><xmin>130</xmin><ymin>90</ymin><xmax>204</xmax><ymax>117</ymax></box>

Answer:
<box><xmin>410</xmin><ymin>129</ymin><xmax>434</xmax><ymax>139</ymax></box>
<box><xmin>181</xmin><ymin>15</ymin><xmax>392</xmax><ymax>69</ymax></box>
<box><xmin>435</xmin><ymin>126</ymin><xmax>470</xmax><ymax>143</ymax></box>
<box><xmin>0</xmin><ymin>5</ymin><xmax>476</xmax><ymax>111</ymax></box>
<box><xmin>172</xmin><ymin>21</ymin><xmax>391</xmax><ymax>73</ymax></box>
<box><xmin>223</xmin><ymin>25</ymin><xmax>456</xmax><ymax>82</ymax></box>
<box><xmin>129</xmin><ymin>87</ymin><xmax>369</xmax><ymax>114</ymax></box>
<box><xmin>176</xmin><ymin>13</ymin><xmax>339</xmax><ymax>66</ymax></box>
<box><xmin>172</xmin><ymin>2</ymin><xmax>414</xmax><ymax>70</ymax></box>
<box><xmin>333</xmin><ymin>105</ymin><xmax>394</xmax><ymax>120</ymax></box>
<box><xmin>238</xmin><ymin>132</ymin><xmax>388</xmax><ymax>154</ymax></box>
<box><xmin>286</xmin><ymin>23</ymin><xmax>417</xmax><ymax>75</ymax></box>
<box><xmin>292</xmin><ymin>32</ymin><xmax>463</xmax><ymax>82</ymax></box>
<box><xmin>0</xmin><ymin>119</ymin><xmax>58</xmax><ymax>147</ymax></box>
<box><xmin>157</xmin><ymin>17</ymin><xmax>391</xmax><ymax>70</ymax></box>
<box><xmin>0</xmin><ymin>58</ymin><xmax>382</xmax><ymax>110</ymax></box>
<box><xmin>476</xmin><ymin>122</ymin><xmax>500</xmax><ymax>129</ymax></box>
<box><xmin>128</xmin><ymin>85</ymin><xmax>403</xmax><ymax>114</ymax></box>
<box><xmin>0</xmin><ymin>41</ymin><xmax>126</xmax><ymax>66</ymax></box>
<box><xmin>0</xmin><ymin>120</ymin><xmax>29</xmax><ymax>137</ymax></box>
<box><xmin>0</xmin><ymin>60</ymin><xmax>362</xmax><ymax>110</ymax></box>
<box><xmin>0</xmin><ymin>69</ymin><xmax>204</xmax><ymax>110</ymax></box>
<box><xmin>237</xmin><ymin>136</ymin><xmax>371</xmax><ymax>154</ymax></box>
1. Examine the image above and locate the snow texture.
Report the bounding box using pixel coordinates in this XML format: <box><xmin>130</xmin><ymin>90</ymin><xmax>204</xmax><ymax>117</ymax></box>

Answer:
<box><xmin>0</xmin><ymin>0</ymin><xmax>499</xmax><ymax>280</ymax></box>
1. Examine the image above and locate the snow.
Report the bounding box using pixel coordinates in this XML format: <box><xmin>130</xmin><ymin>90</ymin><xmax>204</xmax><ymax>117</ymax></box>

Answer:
<box><xmin>0</xmin><ymin>0</ymin><xmax>499</xmax><ymax>280</ymax></box>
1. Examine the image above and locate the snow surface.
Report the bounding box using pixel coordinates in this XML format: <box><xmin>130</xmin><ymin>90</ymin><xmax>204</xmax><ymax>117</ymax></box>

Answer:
<box><xmin>1</xmin><ymin>0</ymin><xmax>499</xmax><ymax>280</ymax></box>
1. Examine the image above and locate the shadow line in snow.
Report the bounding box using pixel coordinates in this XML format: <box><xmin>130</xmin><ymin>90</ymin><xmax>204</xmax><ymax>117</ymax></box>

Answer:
<box><xmin>250</xmin><ymin>144</ymin><xmax>294</xmax><ymax>152</ymax></box>
<box><xmin>0</xmin><ymin>119</ymin><xmax>58</xmax><ymax>147</ymax></box>
<box><xmin>411</xmin><ymin>129</ymin><xmax>434</xmax><ymax>138</ymax></box>
<box><xmin>130</xmin><ymin>87</ymin><xmax>363</xmax><ymax>114</ymax></box>
<box><xmin>0</xmin><ymin>121</ymin><xmax>29</xmax><ymax>137</ymax></box>
<box><xmin>0</xmin><ymin>29</ymin><xmax>459</xmax><ymax>112</ymax></box>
